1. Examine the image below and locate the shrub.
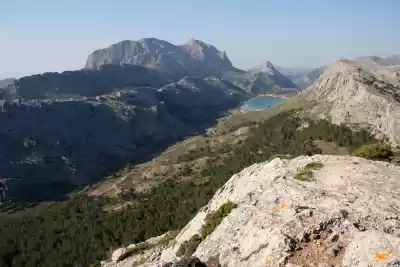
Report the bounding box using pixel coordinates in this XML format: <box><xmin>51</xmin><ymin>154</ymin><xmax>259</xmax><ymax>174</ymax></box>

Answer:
<box><xmin>201</xmin><ymin>201</ymin><xmax>236</xmax><ymax>240</ymax></box>
<box><xmin>305</xmin><ymin>162</ymin><xmax>324</xmax><ymax>170</ymax></box>
<box><xmin>350</xmin><ymin>142</ymin><xmax>393</xmax><ymax>159</ymax></box>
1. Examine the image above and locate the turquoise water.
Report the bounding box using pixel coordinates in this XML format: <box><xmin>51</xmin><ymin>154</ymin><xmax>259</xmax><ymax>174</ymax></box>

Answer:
<box><xmin>243</xmin><ymin>96</ymin><xmax>284</xmax><ymax>112</ymax></box>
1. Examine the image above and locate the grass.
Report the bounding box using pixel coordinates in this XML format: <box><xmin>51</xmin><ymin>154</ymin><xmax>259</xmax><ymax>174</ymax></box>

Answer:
<box><xmin>201</xmin><ymin>201</ymin><xmax>236</xmax><ymax>240</ymax></box>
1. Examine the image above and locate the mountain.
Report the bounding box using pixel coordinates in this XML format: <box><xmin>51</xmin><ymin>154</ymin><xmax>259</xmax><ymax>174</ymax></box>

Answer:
<box><xmin>85</xmin><ymin>38</ymin><xmax>299</xmax><ymax>94</ymax></box>
<box><xmin>2</xmin><ymin>64</ymin><xmax>168</xmax><ymax>100</ymax></box>
<box><xmin>275</xmin><ymin>66</ymin><xmax>314</xmax><ymax>89</ymax></box>
<box><xmin>0</xmin><ymin>76</ymin><xmax>247</xmax><ymax>202</ymax></box>
<box><xmin>103</xmin><ymin>155</ymin><xmax>400</xmax><ymax>266</ymax></box>
<box><xmin>356</xmin><ymin>54</ymin><xmax>400</xmax><ymax>66</ymax></box>
<box><xmin>304</xmin><ymin>59</ymin><xmax>400</xmax><ymax>145</ymax></box>
<box><xmin>85</xmin><ymin>38</ymin><xmax>235</xmax><ymax>78</ymax></box>
<box><xmin>222</xmin><ymin>60</ymin><xmax>299</xmax><ymax>94</ymax></box>
<box><xmin>0</xmin><ymin>78</ymin><xmax>15</xmax><ymax>88</ymax></box>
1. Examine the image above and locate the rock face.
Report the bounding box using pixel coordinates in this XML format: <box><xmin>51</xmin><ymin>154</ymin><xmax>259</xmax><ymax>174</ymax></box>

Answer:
<box><xmin>85</xmin><ymin>38</ymin><xmax>235</xmax><ymax>78</ymax></box>
<box><xmin>223</xmin><ymin>61</ymin><xmax>299</xmax><ymax>93</ymax></box>
<box><xmin>136</xmin><ymin>155</ymin><xmax>400</xmax><ymax>266</ymax></box>
<box><xmin>0</xmin><ymin>77</ymin><xmax>247</xmax><ymax>202</ymax></box>
<box><xmin>304</xmin><ymin>59</ymin><xmax>400</xmax><ymax>146</ymax></box>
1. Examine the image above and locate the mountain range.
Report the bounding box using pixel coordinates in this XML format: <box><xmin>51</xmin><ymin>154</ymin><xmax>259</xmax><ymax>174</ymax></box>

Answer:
<box><xmin>85</xmin><ymin>38</ymin><xmax>299</xmax><ymax>94</ymax></box>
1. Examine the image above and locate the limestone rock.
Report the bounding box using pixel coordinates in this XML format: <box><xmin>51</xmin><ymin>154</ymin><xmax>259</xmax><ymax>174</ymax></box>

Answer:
<box><xmin>140</xmin><ymin>155</ymin><xmax>400</xmax><ymax>266</ymax></box>
<box><xmin>304</xmin><ymin>59</ymin><xmax>400</xmax><ymax>146</ymax></box>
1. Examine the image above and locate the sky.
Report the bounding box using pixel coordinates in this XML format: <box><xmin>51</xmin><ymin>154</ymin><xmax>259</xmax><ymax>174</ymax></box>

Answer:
<box><xmin>0</xmin><ymin>0</ymin><xmax>398</xmax><ymax>79</ymax></box>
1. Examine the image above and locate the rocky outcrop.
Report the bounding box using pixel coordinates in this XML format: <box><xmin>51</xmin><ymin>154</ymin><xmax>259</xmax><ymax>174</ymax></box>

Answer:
<box><xmin>85</xmin><ymin>38</ymin><xmax>235</xmax><ymax>78</ymax></box>
<box><xmin>0</xmin><ymin>77</ymin><xmax>247</xmax><ymax>202</ymax></box>
<box><xmin>304</xmin><ymin>60</ymin><xmax>400</xmax><ymax>146</ymax></box>
<box><xmin>223</xmin><ymin>61</ymin><xmax>299</xmax><ymax>93</ymax></box>
<box><xmin>124</xmin><ymin>155</ymin><xmax>400</xmax><ymax>266</ymax></box>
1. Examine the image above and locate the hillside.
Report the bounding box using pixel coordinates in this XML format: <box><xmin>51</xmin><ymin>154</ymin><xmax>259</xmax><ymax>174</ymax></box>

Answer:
<box><xmin>304</xmin><ymin>59</ymin><xmax>400</xmax><ymax>145</ymax></box>
<box><xmin>0</xmin><ymin>77</ymin><xmax>247</xmax><ymax>203</ymax></box>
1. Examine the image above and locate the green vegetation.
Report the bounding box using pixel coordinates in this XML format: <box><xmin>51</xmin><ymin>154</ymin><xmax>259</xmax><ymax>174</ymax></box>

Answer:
<box><xmin>176</xmin><ymin>234</ymin><xmax>202</xmax><ymax>258</ymax></box>
<box><xmin>305</xmin><ymin>162</ymin><xmax>324</xmax><ymax>170</ymax></box>
<box><xmin>0</xmin><ymin>111</ymin><xmax>378</xmax><ymax>267</ymax></box>
<box><xmin>295</xmin><ymin>169</ymin><xmax>314</xmax><ymax>181</ymax></box>
<box><xmin>295</xmin><ymin>162</ymin><xmax>324</xmax><ymax>181</ymax></box>
<box><xmin>350</xmin><ymin>142</ymin><xmax>393</xmax><ymax>159</ymax></box>
<box><xmin>201</xmin><ymin>201</ymin><xmax>236</xmax><ymax>240</ymax></box>
<box><xmin>122</xmin><ymin>231</ymin><xmax>179</xmax><ymax>261</ymax></box>
<box><xmin>132</xmin><ymin>257</ymin><xmax>147</xmax><ymax>267</ymax></box>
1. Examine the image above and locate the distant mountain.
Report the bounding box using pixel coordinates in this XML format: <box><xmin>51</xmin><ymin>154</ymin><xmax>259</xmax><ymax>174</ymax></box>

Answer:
<box><xmin>85</xmin><ymin>38</ymin><xmax>235</xmax><ymax>78</ymax></box>
<box><xmin>304</xmin><ymin>59</ymin><xmax>400</xmax><ymax>145</ymax></box>
<box><xmin>0</xmin><ymin>78</ymin><xmax>15</xmax><ymax>88</ymax></box>
<box><xmin>356</xmin><ymin>54</ymin><xmax>400</xmax><ymax>66</ymax></box>
<box><xmin>222</xmin><ymin>60</ymin><xmax>298</xmax><ymax>94</ymax></box>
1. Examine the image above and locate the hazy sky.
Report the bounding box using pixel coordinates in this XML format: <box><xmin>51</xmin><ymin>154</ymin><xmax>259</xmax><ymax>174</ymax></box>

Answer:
<box><xmin>0</xmin><ymin>0</ymin><xmax>398</xmax><ymax>79</ymax></box>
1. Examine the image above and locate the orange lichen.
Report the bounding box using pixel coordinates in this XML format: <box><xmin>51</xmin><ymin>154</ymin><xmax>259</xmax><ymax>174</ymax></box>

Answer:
<box><xmin>272</xmin><ymin>201</ymin><xmax>287</xmax><ymax>212</ymax></box>
<box><xmin>265</xmin><ymin>256</ymin><xmax>269</xmax><ymax>264</ymax></box>
<box><xmin>375</xmin><ymin>250</ymin><xmax>396</xmax><ymax>262</ymax></box>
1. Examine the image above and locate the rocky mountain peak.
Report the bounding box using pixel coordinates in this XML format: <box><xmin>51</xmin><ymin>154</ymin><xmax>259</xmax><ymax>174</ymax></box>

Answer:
<box><xmin>249</xmin><ymin>60</ymin><xmax>278</xmax><ymax>75</ymax></box>
<box><xmin>85</xmin><ymin>37</ymin><xmax>234</xmax><ymax>77</ymax></box>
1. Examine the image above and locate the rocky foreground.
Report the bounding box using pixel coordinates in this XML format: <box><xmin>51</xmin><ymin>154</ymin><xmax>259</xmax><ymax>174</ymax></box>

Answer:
<box><xmin>104</xmin><ymin>155</ymin><xmax>400</xmax><ymax>267</ymax></box>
